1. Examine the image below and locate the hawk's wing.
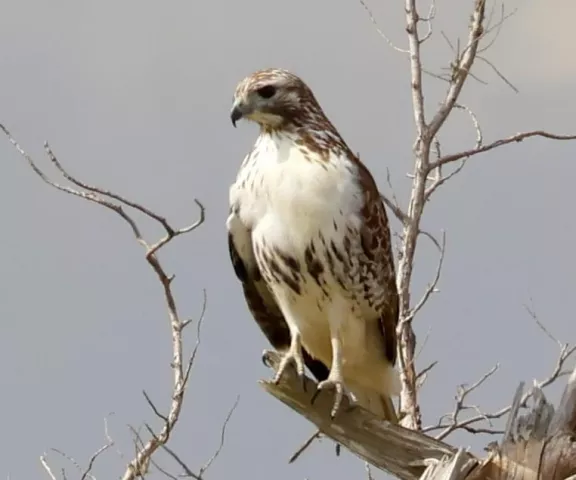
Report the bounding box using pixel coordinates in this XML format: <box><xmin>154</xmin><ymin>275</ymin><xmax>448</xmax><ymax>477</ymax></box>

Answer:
<box><xmin>227</xmin><ymin>214</ymin><xmax>329</xmax><ymax>381</ymax></box>
<box><xmin>356</xmin><ymin>159</ymin><xmax>399</xmax><ymax>366</ymax></box>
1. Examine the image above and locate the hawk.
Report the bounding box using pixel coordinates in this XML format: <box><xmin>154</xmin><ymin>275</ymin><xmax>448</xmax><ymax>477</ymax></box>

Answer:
<box><xmin>227</xmin><ymin>68</ymin><xmax>400</xmax><ymax>422</ymax></box>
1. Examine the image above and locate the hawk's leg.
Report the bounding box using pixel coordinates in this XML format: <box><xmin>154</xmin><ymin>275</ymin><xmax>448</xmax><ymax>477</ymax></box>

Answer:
<box><xmin>311</xmin><ymin>334</ymin><xmax>348</xmax><ymax>419</ymax></box>
<box><xmin>271</xmin><ymin>331</ymin><xmax>306</xmax><ymax>389</ymax></box>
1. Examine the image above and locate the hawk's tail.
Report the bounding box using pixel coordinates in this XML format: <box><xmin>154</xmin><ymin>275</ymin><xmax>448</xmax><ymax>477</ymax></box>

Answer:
<box><xmin>350</xmin><ymin>388</ymin><xmax>399</xmax><ymax>424</ymax></box>
<box><xmin>348</xmin><ymin>364</ymin><xmax>401</xmax><ymax>423</ymax></box>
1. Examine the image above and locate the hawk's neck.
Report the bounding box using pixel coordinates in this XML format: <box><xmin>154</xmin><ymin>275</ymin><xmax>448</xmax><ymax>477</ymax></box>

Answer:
<box><xmin>258</xmin><ymin>120</ymin><xmax>351</xmax><ymax>161</ymax></box>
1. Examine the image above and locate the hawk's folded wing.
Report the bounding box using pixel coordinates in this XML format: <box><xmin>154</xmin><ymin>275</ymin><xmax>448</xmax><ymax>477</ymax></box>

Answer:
<box><xmin>227</xmin><ymin>220</ymin><xmax>329</xmax><ymax>382</ymax></box>
<box><xmin>356</xmin><ymin>158</ymin><xmax>399</xmax><ymax>367</ymax></box>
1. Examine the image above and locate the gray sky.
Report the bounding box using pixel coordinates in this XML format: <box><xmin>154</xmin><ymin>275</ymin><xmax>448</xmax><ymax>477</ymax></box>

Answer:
<box><xmin>1</xmin><ymin>0</ymin><xmax>574</xmax><ymax>479</ymax></box>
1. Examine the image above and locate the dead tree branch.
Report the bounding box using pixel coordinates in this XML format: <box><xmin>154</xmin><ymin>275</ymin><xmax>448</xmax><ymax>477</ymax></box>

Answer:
<box><xmin>423</xmin><ymin>316</ymin><xmax>576</xmax><ymax>443</ymax></box>
<box><xmin>430</xmin><ymin>131</ymin><xmax>576</xmax><ymax>170</ymax></box>
<box><xmin>358</xmin><ymin>0</ymin><xmax>576</xmax><ymax>435</ymax></box>
<box><xmin>359</xmin><ymin>0</ymin><xmax>408</xmax><ymax>53</ymax></box>
<box><xmin>1</xmin><ymin>124</ymin><xmax>206</xmax><ymax>479</ymax></box>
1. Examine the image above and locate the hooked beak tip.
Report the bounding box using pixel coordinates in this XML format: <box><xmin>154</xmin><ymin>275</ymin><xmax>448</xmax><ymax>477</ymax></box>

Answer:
<box><xmin>230</xmin><ymin>107</ymin><xmax>242</xmax><ymax>128</ymax></box>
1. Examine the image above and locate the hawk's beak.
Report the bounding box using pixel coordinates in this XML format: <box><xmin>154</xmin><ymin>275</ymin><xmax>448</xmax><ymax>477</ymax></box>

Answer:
<box><xmin>230</xmin><ymin>100</ymin><xmax>252</xmax><ymax>128</ymax></box>
<box><xmin>230</xmin><ymin>106</ymin><xmax>243</xmax><ymax>128</ymax></box>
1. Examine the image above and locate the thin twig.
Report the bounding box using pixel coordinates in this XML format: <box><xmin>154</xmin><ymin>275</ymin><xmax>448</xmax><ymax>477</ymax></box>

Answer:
<box><xmin>427</xmin><ymin>364</ymin><xmax>500</xmax><ymax>441</ymax></box>
<box><xmin>81</xmin><ymin>444</ymin><xmax>113</xmax><ymax>480</ymax></box>
<box><xmin>476</xmin><ymin>55</ymin><xmax>518</xmax><ymax>93</ymax></box>
<box><xmin>423</xmin><ymin>310</ymin><xmax>576</xmax><ymax>441</ymax></box>
<box><xmin>359</xmin><ymin>0</ymin><xmax>409</xmax><ymax>53</ymax></box>
<box><xmin>160</xmin><ymin>444</ymin><xmax>201</xmax><ymax>480</ymax></box>
<box><xmin>198</xmin><ymin>395</ymin><xmax>240</xmax><ymax>476</ymax></box>
<box><xmin>428</xmin><ymin>0</ymin><xmax>486</xmax><ymax>139</ymax></box>
<box><xmin>288</xmin><ymin>430</ymin><xmax>322</xmax><ymax>464</ymax></box>
<box><xmin>417</xmin><ymin>361</ymin><xmax>439</xmax><ymax>381</ymax></box>
<box><xmin>40</xmin><ymin>455</ymin><xmax>58</xmax><ymax>480</ymax></box>
<box><xmin>403</xmin><ymin>231</ymin><xmax>446</xmax><ymax>325</ymax></box>
<box><xmin>419</xmin><ymin>1</ymin><xmax>437</xmax><ymax>44</ymax></box>
<box><xmin>431</xmin><ymin>130</ymin><xmax>576</xmax><ymax>170</ymax></box>
<box><xmin>0</xmin><ymin>124</ymin><xmax>206</xmax><ymax>480</ymax></box>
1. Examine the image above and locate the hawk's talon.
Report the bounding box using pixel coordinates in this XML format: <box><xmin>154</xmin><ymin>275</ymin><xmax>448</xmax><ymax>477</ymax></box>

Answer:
<box><xmin>261</xmin><ymin>349</ymin><xmax>274</xmax><ymax>368</ymax></box>
<box><xmin>311</xmin><ymin>377</ymin><xmax>348</xmax><ymax>420</ymax></box>
<box><xmin>272</xmin><ymin>346</ymin><xmax>306</xmax><ymax>387</ymax></box>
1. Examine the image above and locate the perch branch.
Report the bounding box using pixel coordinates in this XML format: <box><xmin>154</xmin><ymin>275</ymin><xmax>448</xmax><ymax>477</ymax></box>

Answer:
<box><xmin>260</xmin><ymin>350</ymin><xmax>478</xmax><ymax>480</ymax></box>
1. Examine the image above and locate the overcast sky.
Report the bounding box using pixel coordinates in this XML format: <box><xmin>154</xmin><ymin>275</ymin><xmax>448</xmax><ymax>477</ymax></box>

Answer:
<box><xmin>0</xmin><ymin>1</ymin><xmax>574</xmax><ymax>479</ymax></box>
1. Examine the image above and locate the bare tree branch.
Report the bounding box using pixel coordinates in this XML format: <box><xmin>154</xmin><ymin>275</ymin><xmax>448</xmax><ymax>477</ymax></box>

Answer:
<box><xmin>430</xmin><ymin>130</ymin><xmax>576</xmax><ymax>170</ymax></box>
<box><xmin>42</xmin><ymin>442</ymin><xmax>113</xmax><ymax>480</ymax></box>
<box><xmin>425</xmin><ymin>104</ymin><xmax>481</xmax><ymax>201</ymax></box>
<box><xmin>418</xmin><ymin>1</ymin><xmax>437</xmax><ymax>45</ymax></box>
<box><xmin>477</xmin><ymin>3</ymin><xmax>518</xmax><ymax>55</ymax></box>
<box><xmin>428</xmin><ymin>1</ymin><xmax>486</xmax><ymax>139</ymax></box>
<box><xmin>425</xmin><ymin>364</ymin><xmax>501</xmax><ymax>441</ymax></box>
<box><xmin>288</xmin><ymin>430</ymin><xmax>322</xmax><ymax>464</ymax></box>
<box><xmin>198</xmin><ymin>395</ymin><xmax>240</xmax><ymax>476</ymax></box>
<box><xmin>103</xmin><ymin>413</ymin><xmax>125</xmax><ymax>461</ymax></box>
<box><xmin>392</xmin><ymin>0</ymin><xmax>455</xmax><ymax>430</ymax></box>
<box><xmin>0</xmin><ymin>124</ymin><xmax>206</xmax><ymax>480</ymax></box>
<box><xmin>423</xmin><ymin>307</ymin><xmax>576</xmax><ymax>443</ymax></box>
<box><xmin>359</xmin><ymin>0</ymin><xmax>409</xmax><ymax>53</ymax></box>
<box><xmin>81</xmin><ymin>444</ymin><xmax>113</xmax><ymax>480</ymax></box>
<box><xmin>153</xmin><ymin>395</ymin><xmax>239</xmax><ymax>480</ymax></box>
<box><xmin>475</xmin><ymin>55</ymin><xmax>518</xmax><ymax>93</ymax></box>
<box><xmin>416</xmin><ymin>360</ymin><xmax>438</xmax><ymax>391</ymax></box>
<box><xmin>402</xmin><ymin>230</ymin><xmax>446</xmax><ymax>325</ymax></box>
<box><xmin>49</xmin><ymin>450</ymin><xmax>86</xmax><ymax>479</ymax></box>
<box><xmin>159</xmin><ymin>443</ymin><xmax>202</xmax><ymax>480</ymax></box>
<box><xmin>405</xmin><ymin>0</ymin><xmax>426</xmax><ymax>137</ymax></box>
<box><xmin>40</xmin><ymin>455</ymin><xmax>58</xmax><ymax>480</ymax></box>
<box><xmin>383</xmin><ymin>0</ymin><xmax>576</xmax><ymax>436</ymax></box>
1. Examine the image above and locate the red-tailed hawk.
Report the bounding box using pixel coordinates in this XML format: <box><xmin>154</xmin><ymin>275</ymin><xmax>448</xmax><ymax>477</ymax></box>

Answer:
<box><xmin>227</xmin><ymin>68</ymin><xmax>400</xmax><ymax>422</ymax></box>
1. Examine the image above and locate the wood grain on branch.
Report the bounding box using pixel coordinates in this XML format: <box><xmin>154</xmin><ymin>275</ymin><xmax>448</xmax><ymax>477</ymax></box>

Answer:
<box><xmin>261</xmin><ymin>350</ymin><xmax>576</xmax><ymax>480</ymax></box>
<box><xmin>261</xmin><ymin>351</ymin><xmax>476</xmax><ymax>480</ymax></box>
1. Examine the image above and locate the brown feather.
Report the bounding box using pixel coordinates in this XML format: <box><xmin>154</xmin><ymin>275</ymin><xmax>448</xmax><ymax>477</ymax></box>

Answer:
<box><xmin>355</xmin><ymin>159</ymin><xmax>399</xmax><ymax>366</ymax></box>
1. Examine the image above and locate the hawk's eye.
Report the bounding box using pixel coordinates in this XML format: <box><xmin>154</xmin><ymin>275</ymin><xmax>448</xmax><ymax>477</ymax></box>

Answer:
<box><xmin>256</xmin><ymin>85</ymin><xmax>276</xmax><ymax>99</ymax></box>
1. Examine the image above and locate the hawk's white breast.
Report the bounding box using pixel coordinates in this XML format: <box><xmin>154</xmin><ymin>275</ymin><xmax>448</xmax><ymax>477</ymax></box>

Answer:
<box><xmin>229</xmin><ymin>131</ymin><xmax>370</xmax><ymax>369</ymax></box>
<box><xmin>230</xmin><ymin>132</ymin><xmax>363</xmax><ymax>253</ymax></box>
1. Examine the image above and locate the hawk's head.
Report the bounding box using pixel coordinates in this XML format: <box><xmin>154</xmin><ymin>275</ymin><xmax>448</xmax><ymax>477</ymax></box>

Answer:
<box><xmin>230</xmin><ymin>68</ymin><xmax>321</xmax><ymax>130</ymax></box>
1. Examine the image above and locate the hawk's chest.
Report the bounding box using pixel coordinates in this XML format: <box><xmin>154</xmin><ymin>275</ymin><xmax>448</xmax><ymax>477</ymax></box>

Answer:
<box><xmin>230</xmin><ymin>135</ymin><xmax>364</xmax><ymax>250</ymax></box>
